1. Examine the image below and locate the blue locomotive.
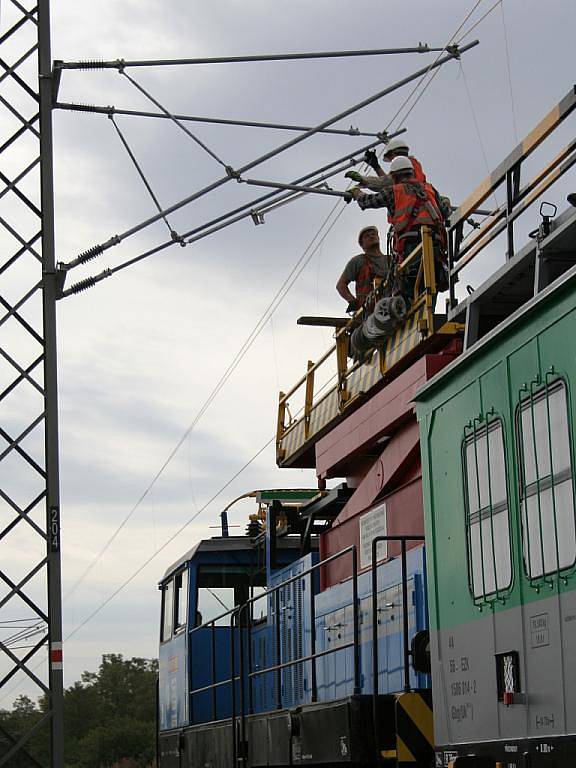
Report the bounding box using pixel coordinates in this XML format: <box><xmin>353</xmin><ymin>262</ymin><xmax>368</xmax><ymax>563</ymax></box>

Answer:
<box><xmin>159</xmin><ymin>489</ymin><xmax>431</xmax><ymax>767</ymax></box>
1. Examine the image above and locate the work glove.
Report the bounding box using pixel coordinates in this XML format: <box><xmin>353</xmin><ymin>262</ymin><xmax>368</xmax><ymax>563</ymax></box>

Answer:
<box><xmin>345</xmin><ymin>170</ymin><xmax>363</xmax><ymax>183</ymax></box>
<box><xmin>346</xmin><ymin>299</ymin><xmax>360</xmax><ymax>313</ymax></box>
<box><xmin>364</xmin><ymin>149</ymin><xmax>380</xmax><ymax>170</ymax></box>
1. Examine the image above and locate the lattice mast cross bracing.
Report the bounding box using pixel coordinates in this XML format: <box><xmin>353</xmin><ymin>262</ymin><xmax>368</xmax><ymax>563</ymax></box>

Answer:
<box><xmin>0</xmin><ymin>0</ymin><xmax>63</xmax><ymax>765</ymax></box>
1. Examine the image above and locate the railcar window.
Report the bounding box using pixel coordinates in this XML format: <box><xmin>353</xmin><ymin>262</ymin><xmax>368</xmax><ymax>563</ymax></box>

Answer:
<box><xmin>516</xmin><ymin>380</ymin><xmax>576</xmax><ymax>579</ymax></box>
<box><xmin>174</xmin><ymin>570</ymin><xmax>188</xmax><ymax>633</ymax></box>
<box><xmin>463</xmin><ymin>419</ymin><xmax>512</xmax><ymax>599</ymax></box>
<box><xmin>197</xmin><ymin>587</ymin><xmax>235</xmax><ymax>626</ymax></box>
<box><xmin>161</xmin><ymin>579</ymin><xmax>174</xmax><ymax>642</ymax></box>
<box><xmin>251</xmin><ymin>586</ymin><xmax>268</xmax><ymax>622</ymax></box>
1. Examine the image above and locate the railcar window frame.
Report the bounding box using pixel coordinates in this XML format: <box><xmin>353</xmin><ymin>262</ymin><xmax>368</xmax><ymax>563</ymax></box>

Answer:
<box><xmin>160</xmin><ymin>578</ymin><xmax>174</xmax><ymax>643</ymax></box>
<box><xmin>173</xmin><ymin>569</ymin><xmax>189</xmax><ymax>635</ymax></box>
<box><xmin>515</xmin><ymin>377</ymin><xmax>576</xmax><ymax>581</ymax></box>
<box><xmin>462</xmin><ymin>415</ymin><xmax>513</xmax><ymax>602</ymax></box>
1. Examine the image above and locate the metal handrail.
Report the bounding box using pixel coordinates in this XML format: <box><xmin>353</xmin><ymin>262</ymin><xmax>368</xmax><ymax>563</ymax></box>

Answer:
<box><xmin>448</xmin><ymin>85</ymin><xmax>576</xmax><ymax>309</ymax></box>
<box><xmin>277</xmin><ymin>229</ymin><xmax>438</xmax><ymax>456</ymax></box>
<box><xmin>370</xmin><ymin>535</ymin><xmax>425</xmax><ymax>761</ymax></box>
<box><xmin>188</xmin><ymin>544</ymin><xmax>361</xmax><ymax>756</ymax></box>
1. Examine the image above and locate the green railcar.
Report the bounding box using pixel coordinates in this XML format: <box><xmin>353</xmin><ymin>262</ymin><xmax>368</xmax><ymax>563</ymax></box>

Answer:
<box><xmin>417</xmin><ymin>241</ymin><xmax>576</xmax><ymax>766</ymax></box>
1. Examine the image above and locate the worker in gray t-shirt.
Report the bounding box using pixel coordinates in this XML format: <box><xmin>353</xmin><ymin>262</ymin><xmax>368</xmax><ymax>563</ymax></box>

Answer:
<box><xmin>336</xmin><ymin>226</ymin><xmax>390</xmax><ymax>312</ymax></box>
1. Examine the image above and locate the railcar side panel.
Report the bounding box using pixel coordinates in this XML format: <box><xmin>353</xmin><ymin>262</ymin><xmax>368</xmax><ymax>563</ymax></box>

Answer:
<box><xmin>418</xmin><ymin>271</ymin><xmax>576</xmax><ymax>756</ymax></box>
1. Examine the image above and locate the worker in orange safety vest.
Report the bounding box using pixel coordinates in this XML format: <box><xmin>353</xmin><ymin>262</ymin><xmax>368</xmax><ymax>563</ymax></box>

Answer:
<box><xmin>348</xmin><ymin>156</ymin><xmax>450</xmax><ymax>297</ymax></box>
<box><xmin>336</xmin><ymin>226</ymin><xmax>391</xmax><ymax>312</ymax></box>
<box><xmin>345</xmin><ymin>137</ymin><xmax>426</xmax><ymax>190</ymax></box>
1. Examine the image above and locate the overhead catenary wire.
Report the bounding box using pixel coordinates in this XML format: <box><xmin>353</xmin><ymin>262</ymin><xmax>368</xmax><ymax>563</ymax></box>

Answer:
<box><xmin>456</xmin><ymin>0</ymin><xmax>503</xmax><ymax>44</ymax></box>
<box><xmin>60</xmin><ymin>41</ymin><xmax>478</xmax><ymax>275</ymax></box>
<box><xmin>458</xmin><ymin>61</ymin><xmax>500</xmax><ymax>210</ymax></box>
<box><xmin>64</xmin><ymin>434</ymin><xmax>275</xmax><ymax>641</ymax></box>
<box><xmin>383</xmin><ymin>0</ymin><xmax>488</xmax><ymax>135</ymax></box>
<box><xmin>65</xmin><ymin>366</ymin><xmax>342</xmax><ymax>643</ymax></box>
<box><xmin>499</xmin><ymin>1</ymin><xmax>519</xmax><ymax>143</ymax></box>
<box><xmin>64</xmin><ymin>197</ymin><xmax>346</xmax><ymax>600</ymax></box>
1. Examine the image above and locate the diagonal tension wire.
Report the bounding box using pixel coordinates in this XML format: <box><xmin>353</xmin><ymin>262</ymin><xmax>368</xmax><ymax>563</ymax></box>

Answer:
<box><xmin>64</xmin><ymin>434</ymin><xmax>275</xmax><ymax>641</ymax></box>
<box><xmin>109</xmin><ymin>114</ymin><xmax>180</xmax><ymax>240</ymax></box>
<box><xmin>499</xmin><ymin>0</ymin><xmax>519</xmax><ymax>143</ymax></box>
<box><xmin>64</xmin><ymin>197</ymin><xmax>345</xmax><ymax>600</ymax></box>
<box><xmin>119</xmin><ymin>69</ymin><xmax>230</xmax><ymax>169</ymax></box>
<box><xmin>66</xmin><ymin>367</ymin><xmax>342</xmax><ymax>643</ymax></box>
<box><xmin>458</xmin><ymin>61</ymin><xmax>500</xmax><ymax>210</ymax></box>
<box><xmin>59</xmin><ymin>132</ymin><xmax>405</xmax><ymax>296</ymax></box>
<box><xmin>384</xmin><ymin>0</ymin><xmax>487</xmax><ymax>136</ymax></box>
<box><xmin>60</xmin><ymin>41</ymin><xmax>479</xmax><ymax>278</ymax></box>
<box><xmin>456</xmin><ymin>0</ymin><xmax>502</xmax><ymax>44</ymax></box>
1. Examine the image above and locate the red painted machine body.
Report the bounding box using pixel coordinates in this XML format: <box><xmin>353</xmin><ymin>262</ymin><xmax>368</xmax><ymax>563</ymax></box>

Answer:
<box><xmin>318</xmin><ymin>348</ymin><xmax>459</xmax><ymax>588</ymax></box>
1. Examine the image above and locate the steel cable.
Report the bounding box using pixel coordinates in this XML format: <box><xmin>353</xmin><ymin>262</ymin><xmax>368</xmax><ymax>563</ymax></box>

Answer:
<box><xmin>120</xmin><ymin>69</ymin><xmax>230</xmax><ymax>169</ymax></box>
<box><xmin>109</xmin><ymin>115</ymin><xmax>177</xmax><ymax>238</ymax></box>
<box><xmin>63</xmin><ymin>197</ymin><xmax>346</xmax><ymax>601</ymax></box>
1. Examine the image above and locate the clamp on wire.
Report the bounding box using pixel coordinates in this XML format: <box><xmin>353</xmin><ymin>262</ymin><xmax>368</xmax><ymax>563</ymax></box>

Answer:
<box><xmin>250</xmin><ymin>210</ymin><xmax>265</xmax><ymax>226</ymax></box>
<box><xmin>225</xmin><ymin>166</ymin><xmax>241</xmax><ymax>180</ymax></box>
<box><xmin>170</xmin><ymin>230</ymin><xmax>187</xmax><ymax>247</ymax></box>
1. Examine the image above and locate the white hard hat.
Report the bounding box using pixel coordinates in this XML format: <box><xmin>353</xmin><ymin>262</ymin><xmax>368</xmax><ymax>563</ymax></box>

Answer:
<box><xmin>383</xmin><ymin>137</ymin><xmax>409</xmax><ymax>158</ymax></box>
<box><xmin>389</xmin><ymin>156</ymin><xmax>414</xmax><ymax>175</ymax></box>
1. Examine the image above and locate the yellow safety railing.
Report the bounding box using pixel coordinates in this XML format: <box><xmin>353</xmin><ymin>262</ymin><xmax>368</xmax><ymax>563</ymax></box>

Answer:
<box><xmin>276</xmin><ymin>226</ymin><xmax>440</xmax><ymax>463</ymax></box>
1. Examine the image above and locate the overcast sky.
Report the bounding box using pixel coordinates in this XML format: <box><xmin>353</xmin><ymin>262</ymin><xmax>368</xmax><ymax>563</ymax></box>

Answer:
<box><xmin>2</xmin><ymin>0</ymin><xmax>576</xmax><ymax>702</ymax></box>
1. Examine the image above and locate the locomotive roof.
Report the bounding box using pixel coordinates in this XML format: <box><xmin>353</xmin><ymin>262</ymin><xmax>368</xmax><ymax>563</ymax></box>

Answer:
<box><xmin>415</xmin><ymin>204</ymin><xmax>576</xmax><ymax>403</ymax></box>
<box><xmin>161</xmin><ymin>534</ymin><xmax>302</xmax><ymax>581</ymax></box>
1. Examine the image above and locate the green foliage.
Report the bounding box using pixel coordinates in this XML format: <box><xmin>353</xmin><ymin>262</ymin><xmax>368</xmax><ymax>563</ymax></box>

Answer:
<box><xmin>0</xmin><ymin>655</ymin><xmax>158</xmax><ymax>768</ymax></box>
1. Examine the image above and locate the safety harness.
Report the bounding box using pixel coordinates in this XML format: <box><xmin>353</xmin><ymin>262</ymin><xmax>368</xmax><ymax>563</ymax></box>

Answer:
<box><xmin>388</xmin><ymin>178</ymin><xmax>446</xmax><ymax>258</ymax></box>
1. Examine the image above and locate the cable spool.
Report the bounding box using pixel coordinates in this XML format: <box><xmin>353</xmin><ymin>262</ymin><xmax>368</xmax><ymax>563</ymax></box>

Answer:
<box><xmin>349</xmin><ymin>295</ymin><xmax>407</xmax><ymax>360</ymax></box>
<box><xmin>363</xmin><ymin>314</ymin><xmax>383</xmax><ymax>341</ymax></box>
<box><xmin>373</xmin><ymin>296</ymin><xmax>407</xmax><ymax>331</ymax></box>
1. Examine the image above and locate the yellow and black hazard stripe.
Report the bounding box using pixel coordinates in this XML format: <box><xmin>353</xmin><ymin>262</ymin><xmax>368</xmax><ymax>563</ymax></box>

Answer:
<box><xmin>395</xmin><ymin>690</ymin><xmax>434</xmax><ymax>766</ymax></box>
<box><xmin>381</xmin><ymin>306</ymin><xmax>424</xmax><ymax>373</ymax></box>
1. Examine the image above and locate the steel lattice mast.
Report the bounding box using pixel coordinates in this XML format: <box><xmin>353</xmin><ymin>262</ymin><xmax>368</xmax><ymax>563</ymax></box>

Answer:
<box><xmin>0</xmin><ymin>0</ymin><xmax>64</xmax><ymax>764</ymax></box>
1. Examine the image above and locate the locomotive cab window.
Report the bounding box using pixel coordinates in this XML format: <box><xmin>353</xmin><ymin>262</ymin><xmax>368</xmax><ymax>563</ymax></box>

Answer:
<box><xmin>196</xmin><ymin>564</ymin><xmax>265</xmax><ymax>626</ymax></box>
<box><xmin>463</xmin><ymin>418</ymin><xmax>512</xmax><ymax>599</ymax></box>
<box><xmin>161</xmin><ymin>579</ymin><xmax>174</xmax><ymax>642</ymax></box>
<box><xmin>174</xmin><ymin>570</ymin><xmax>188</xmax><ymax>633</ymax></box>
<box><xmin>516</xmin><ymin>379</ymin><xmax>576</xmax><ymax>578</ymax></box>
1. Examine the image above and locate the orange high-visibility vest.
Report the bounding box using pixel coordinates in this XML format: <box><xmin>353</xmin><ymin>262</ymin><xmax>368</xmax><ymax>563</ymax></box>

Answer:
<box><xmin>356</xmin><ymin>256</ymin><xmax>375</xmax><ymax>301</ymax></box>
<box><xmin>387</xmin><ymin>177</ymin><xmax>446</xmax><ymax>257</ymax></box>
<box><xmin>409</xmin><ymin>155</ymin><xmax>426</xmax><ymax>183</ymax></box>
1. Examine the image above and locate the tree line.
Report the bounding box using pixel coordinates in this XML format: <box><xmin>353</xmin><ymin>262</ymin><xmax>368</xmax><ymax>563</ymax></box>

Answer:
<box><xmin>0</xmin><ymin>654</ymin><xmax>158</xmax><ymax>768</ymax></box>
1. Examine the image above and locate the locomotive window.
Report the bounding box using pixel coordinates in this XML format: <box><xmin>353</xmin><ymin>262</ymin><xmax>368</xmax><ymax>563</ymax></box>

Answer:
<box><xmin>463</xmin><ymin>418</ymin><xmax>512</xmax><ymax>599</ymax></box>
<box><xmin>197</xmin><ymin>587</ymin><xmax>235</xmax><ymax>626</ymax></box>
<box><xmin>161</xmin><ymin>579</ymin><xmax>174</xmax><ymax>642</ymax></box>
<box><xmin>251</xmin><ymin>586</ymin><xmax>268</xmax><ymax>622</ymax></box>
<box><xmin>174</xmin><ymin>570</ymin><xmax>188</xmax><ymax>633</ymax></box>
<box><xmin>516</xmin><ymin>379</ymin><xmax>576</xmax><ymax>578</ymax></box>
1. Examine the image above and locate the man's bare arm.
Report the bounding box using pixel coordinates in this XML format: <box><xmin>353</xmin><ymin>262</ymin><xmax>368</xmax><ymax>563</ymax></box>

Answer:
<box><xmin>336</xmin><ymin>275</ymin><xmax>356</xmax><ymax>303</ymax></box>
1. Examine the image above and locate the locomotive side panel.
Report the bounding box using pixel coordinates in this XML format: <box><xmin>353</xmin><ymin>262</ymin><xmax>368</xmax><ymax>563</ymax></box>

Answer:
<box><xmin>418</xmin><ymin>271</ymin><xmax>576</xmax><ymax>758</ymax></box>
